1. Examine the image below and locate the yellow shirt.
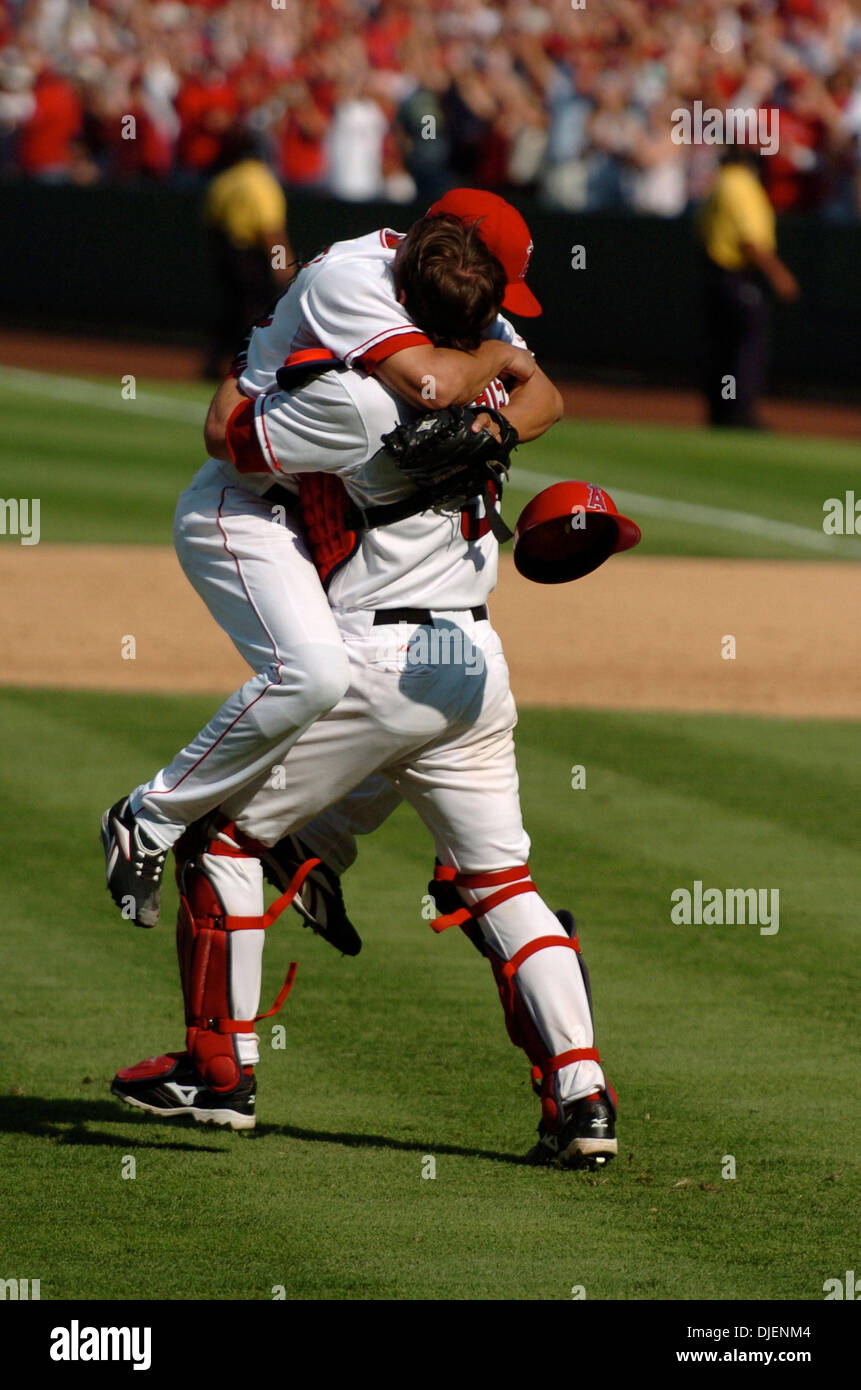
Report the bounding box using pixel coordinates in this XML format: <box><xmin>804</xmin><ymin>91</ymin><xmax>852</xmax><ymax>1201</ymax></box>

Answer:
<box><xmin>204</xmin><ymin>159</ymin><xmax>287</xmax><ymax>249</ymax></box>
<box><xmin>699</xmin><ymin>164</ymin><xmax>776</xmax><ymax>271</ymax></box>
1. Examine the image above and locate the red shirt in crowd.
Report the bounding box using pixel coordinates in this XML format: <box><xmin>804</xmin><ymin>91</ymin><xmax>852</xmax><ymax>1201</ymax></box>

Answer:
<box><xmin>18</xmin><ymin>70</ymin><xmax>82</xmax><ymax>174</ymax></box>
<box><xmin>175</xmin><ymin>75</ymin><xmax>239</xmax><ymax>172</ymax></box>
<box><xmin>761</xmin><ymin>104</ymin><xmax>825</xmax><ymax>211</ymax></box>
<box><xmin>364</xmin><ymin>4</ymin><xmax>413</xmax><ymax>68</ymax></box>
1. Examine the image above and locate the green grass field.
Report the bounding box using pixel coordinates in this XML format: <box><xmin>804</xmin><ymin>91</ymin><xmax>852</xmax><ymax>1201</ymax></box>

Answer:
<box><xmin>1</xmin><ymin>366</ymin><xmax>860</xmax><ymax>558</ymax></box>
<box><xmin>0</xmin><ymin>369</ymin><xmax>859</xmax><ymax>1301</ymax></box>
<box><xmin>0</xmin><ymin>690</ymin><xmax>858</xmax><ymax>1300</ymax></box>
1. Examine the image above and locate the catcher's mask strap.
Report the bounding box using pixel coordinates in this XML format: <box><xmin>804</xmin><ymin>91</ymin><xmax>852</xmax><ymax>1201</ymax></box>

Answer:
<box><xmin>482</xmin><ymin>482</ymin><xmax>513</xmax><ymax>542</ymax></box>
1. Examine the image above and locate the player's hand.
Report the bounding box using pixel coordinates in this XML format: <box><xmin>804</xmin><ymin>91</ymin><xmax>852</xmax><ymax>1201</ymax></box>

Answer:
<box><xmin>504</xmin><ymin>346</ymin><xmax>537</xmax><ymax>384</ymax></box>
<box><xmin>471</xmin><ymin>410</ymin><xmax>503</xmax><ymax>442</ymax></box>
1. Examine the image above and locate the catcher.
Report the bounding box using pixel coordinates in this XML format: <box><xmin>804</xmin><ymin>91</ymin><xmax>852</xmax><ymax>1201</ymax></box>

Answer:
<box><xmin>111</xmin><ymin>352</ymin><xmax>641</xmax><ymax>1169</ymax></box>
<box><xmin>101</xmin><ymin>193</ymin><xmax>556</xmax><ymax>929</ymax></box>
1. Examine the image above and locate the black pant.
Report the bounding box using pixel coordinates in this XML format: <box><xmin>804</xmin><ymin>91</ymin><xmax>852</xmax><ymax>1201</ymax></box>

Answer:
<box><xmin>703</xmin><ymin>259</ymin><xmax>770</xmax><ymax>427</ymax></box>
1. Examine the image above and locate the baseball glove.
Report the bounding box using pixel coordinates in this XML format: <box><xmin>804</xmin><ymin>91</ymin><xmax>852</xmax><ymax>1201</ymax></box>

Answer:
<box><xmin>345</xmin><ymin>405</ymin><xmax>518</xmax><ymax>540</ymax></box>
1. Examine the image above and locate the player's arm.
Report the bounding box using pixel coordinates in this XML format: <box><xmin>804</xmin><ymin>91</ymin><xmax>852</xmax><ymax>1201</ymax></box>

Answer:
<box><xmin>206</xmin><ymin>340</ymin><xmax>539</xmax><ymax>462</ymax></box>
<box><xmin>374</xmin><ymin>339</ymin><xmax>535</xmax><ymax>410</ymax></box>
<box><xmin>222</xmin><ymin>374</ymin><xmax>384</xmax><ymax>479</ymax></box>
<box><xmin>204</xmin><ymin>377</ymin><xmax>245</xmax><ymax>462</ymax></box>
<box><xmin>474</xmin><ymin>315</ymin><xmax>562</xmax><ymax>443</ymax></box>
<box><xmin>494</xmin><ymin>364</ymin><xmax>563</xmax><ymax>443</ymax></box>
<box><xmin>302</xmin><ymin>261</ymin><xmax>535</xmax><ymax>411</ymax></box>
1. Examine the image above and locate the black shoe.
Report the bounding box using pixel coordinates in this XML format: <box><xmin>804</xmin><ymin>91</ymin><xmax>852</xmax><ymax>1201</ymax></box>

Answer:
<box><xmin>525</xmin><ymin>1091</ymin><xmax>617</xmax><ymax>1170</ymax></box>
<box><xmin>100</xmin><ymin>797</ymin><xmax>167</xmax><ymax>927</ymax></box>
<box><xmin>111</xmin><ymin>1052</ymin><xmax>256</xmax><ymax>1130</ymax></box>
<box><xmin>261</xmin><ymin>835</ymin><xmax>362</xmax><ymax>956</ymax></box>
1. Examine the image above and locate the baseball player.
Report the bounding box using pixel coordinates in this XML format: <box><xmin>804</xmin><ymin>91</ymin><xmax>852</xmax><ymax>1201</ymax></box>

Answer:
<box><xmin>110</xmin><ymin>358</ymin><xmax>621</xmax><ymax>1171</ymax></box>
<box><xmin>101</xmin><ymin>191</ymin><xmax>556</xmax><ymax>930</ymax></box>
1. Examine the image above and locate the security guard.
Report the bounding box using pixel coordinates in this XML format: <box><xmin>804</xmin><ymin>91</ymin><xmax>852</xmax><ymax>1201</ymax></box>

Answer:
<box><xmin>203</xmin><ymin>127</ymin><xmax>294</xmax><ymax>379</ymax></box>
<box><xmin>698</xmin><ymin>148</ymin><xmax>800</xmax><ymax>428</ymax></box>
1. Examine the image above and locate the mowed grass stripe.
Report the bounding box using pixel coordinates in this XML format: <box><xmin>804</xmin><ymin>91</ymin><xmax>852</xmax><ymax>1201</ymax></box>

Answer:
<box><xmin>1</xmin><ymin>368</ymin><xmax>859</xmax><ymax>557</ymax></box>
<box><xmin>0</xmin><ymin>689</ymin><xmax>857</xmax><ymax>1299</ymax></box>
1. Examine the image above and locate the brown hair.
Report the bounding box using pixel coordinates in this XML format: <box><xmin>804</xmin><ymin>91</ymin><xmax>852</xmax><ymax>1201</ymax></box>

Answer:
<box><xmin>392</xmin><ymin>215</ymin><xmax>507</xmax><ymax>351</ymax></box>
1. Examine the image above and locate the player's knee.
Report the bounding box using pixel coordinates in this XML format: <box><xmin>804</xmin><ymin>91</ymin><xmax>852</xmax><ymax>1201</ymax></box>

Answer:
<box><xmin>288</xmin><ymin>644</ymin><xmax>350</xmax><ymax>724</ymax></box>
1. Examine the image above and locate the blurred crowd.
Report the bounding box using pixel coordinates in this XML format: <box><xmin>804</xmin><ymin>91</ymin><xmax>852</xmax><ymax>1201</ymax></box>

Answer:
<box><xmin>1</xmin><ymin>0</ymin><xmax>860</xmax><ymax>217</ymax></box>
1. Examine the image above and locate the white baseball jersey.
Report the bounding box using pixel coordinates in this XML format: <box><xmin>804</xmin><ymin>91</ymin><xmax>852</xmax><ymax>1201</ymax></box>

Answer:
<box><xmin>250</xmin><ymin>366</ymin><xmax>507</xmax><ymax>612</ymax></box>
<box><xmin>220</xmin><ymin>225</ymin><xmax>526</xmax><ymax>501</ymax></box>
<box><xmin>236</xmin><ymin>227</ymin><xmax>527</xmax><ymax>397</ymax></box>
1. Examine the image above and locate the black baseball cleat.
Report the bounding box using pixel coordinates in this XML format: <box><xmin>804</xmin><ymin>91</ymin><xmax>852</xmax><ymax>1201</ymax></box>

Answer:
<box><xmin>261</xmin><ymin>834</ymin><xmax>362</xmax><ymax>956</ymax></box>
<box><xmin>525</xmin><ymin>1091</ymin><xmax>618</xmax><ymax>1170</ymax></box>
<box><xmin>111</xmin><ymin>1052</ymin><xmax>256</xmax><ymax>1131</ymax></box>
<box><xmin>100</xmin><ymin>796</ymin><xmax>167</xmax><ymax>927</ymax></box>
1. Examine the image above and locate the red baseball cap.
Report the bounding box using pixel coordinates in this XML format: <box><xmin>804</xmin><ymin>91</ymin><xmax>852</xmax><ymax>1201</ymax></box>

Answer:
<box><xmin>426</xmin><ymin>188</ymin><xmax>542</xmax><ymax>317</ymax></box>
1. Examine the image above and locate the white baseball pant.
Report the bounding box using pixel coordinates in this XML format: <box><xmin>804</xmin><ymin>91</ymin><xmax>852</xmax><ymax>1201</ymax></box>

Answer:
<box><xmin>218</xmin><ymin>610</ymin><xmax>606</xmax><ymax>1104</ymax></box>
<box><xmin>129</xmin><ymin>462</ymin><xmax>352</xmax><ymax>849</ymax></box>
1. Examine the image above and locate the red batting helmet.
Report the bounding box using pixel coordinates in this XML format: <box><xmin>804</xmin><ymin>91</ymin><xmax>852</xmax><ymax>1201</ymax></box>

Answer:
<box><xmin>426</xmin><ymin>188</ymin><xmax>542</xmax><ymax>317</ymax></box>
<box><xmin>514</xmin><ymin>481</ymin><xmax>641</xmax><ymax>584</ymax></box>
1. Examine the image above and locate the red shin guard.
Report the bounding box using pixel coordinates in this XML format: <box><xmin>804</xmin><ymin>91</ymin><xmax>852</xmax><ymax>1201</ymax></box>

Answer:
<box><xmin>430</xmin><ymin>863</ymin><xmax>605</xmax><ymax>1132</ymax></box>
<box><xmin>175</xmin><ymin>828</ymin><xmax>318</xmax><ymax>1092</ymax></box>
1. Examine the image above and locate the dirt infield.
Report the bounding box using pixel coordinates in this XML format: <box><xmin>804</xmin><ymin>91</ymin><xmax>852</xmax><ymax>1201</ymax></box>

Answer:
<box><xmin>1</xmin><ymin>329</ymin><xmax>859</xmax><ymax>440</ymax></box>
<box><xmin>2</xmin><ymin>545</ymin><xmax>858</xmax><ymax>719</ymax></box>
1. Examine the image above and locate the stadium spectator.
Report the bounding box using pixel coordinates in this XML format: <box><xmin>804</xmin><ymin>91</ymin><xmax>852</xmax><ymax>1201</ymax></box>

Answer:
<box><xmin>629</xmin><ymin>98</ymin><xmax>689</xmax><ymax>217</ymax></box>
<box><xmin>393</xmin><ymin>37</ymin><xmax>452</xmax><ymax>199</ymax></box>
<box><xmin>0</xmin><ymin>0</ymin><xmax>856</xmax><ymax>221</ymax></box>
<box><xmin>279</xmin><ymin>80</ymin><xmax>329</xmax><ymax>189</ymax></box>
<box><xmin>326</xmin><ymin>73</ymin><xmax>388</xmax><ymax>202</ymax></box>
<box><xmin>17</xmin><ymin>58</ymin><xmax>81</xmax><ymax>182</ymax></box>
<box><xmin>176</xmin><ymin>62</ymin><xmax>239</xmax><ymax>178</ymax></box>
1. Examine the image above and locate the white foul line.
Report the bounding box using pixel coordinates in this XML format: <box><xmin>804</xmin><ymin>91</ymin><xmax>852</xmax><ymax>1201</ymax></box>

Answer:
<box><xmin>512</xmin><ymin>465</ymin><xmax>861</xmax><ymax>556</ymax></box>
<box><xmin>0</xmin><ymin>364</ymin><xmax>205</xmax><ymax>422</ymax></box>
<box><xmin>1</xmin><ymin>364</ymin><xmax>858</xmax><ymax>557</ymax></box>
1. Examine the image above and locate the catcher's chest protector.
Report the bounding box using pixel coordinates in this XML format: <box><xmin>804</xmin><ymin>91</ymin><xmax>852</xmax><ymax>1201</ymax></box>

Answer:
<box><xmin>298</xmin><ymin>473</ymin><xmax>358</xmax><ymax>587</ymax></box>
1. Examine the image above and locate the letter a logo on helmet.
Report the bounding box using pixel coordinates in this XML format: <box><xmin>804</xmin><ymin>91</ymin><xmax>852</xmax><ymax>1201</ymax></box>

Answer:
<box><xmin>514</xmin><ymin>481</ymin><xmax>641</xmax><ymax>584</ymax></box>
